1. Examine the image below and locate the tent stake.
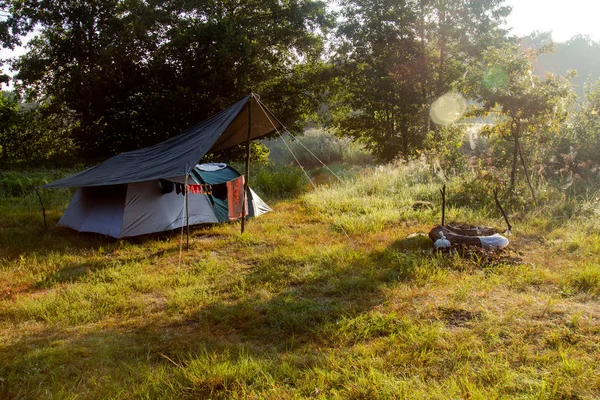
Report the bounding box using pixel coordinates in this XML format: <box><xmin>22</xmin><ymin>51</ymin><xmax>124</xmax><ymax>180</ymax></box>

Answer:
<box><xmin>36</xmin><ymin>188</ymin><xmax>47</xmax><ymax>230</ymax></box>
<box><xmin>241</xmin><ymin>96</ymin><xmax>252</xmax><ymax>234</ymax></box>
<box><xmin>186</xmin><ymin>175</ymin><xmax>190</xmax><ymax>250</ymax></box>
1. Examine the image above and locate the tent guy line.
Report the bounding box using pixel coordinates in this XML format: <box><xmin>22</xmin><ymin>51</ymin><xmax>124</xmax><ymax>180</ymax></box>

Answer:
<box><xmin>255</xmin><ymin>99</ymin><xmax>346</xmax><ymax>185</ymax></box>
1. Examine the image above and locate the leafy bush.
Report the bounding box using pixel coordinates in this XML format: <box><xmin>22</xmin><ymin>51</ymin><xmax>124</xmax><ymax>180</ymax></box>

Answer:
<box><xmin>250</xmin><ymin>163</ymin><xmax>308</xmax><ymax>199</ymax></box>
<box><xmin>0</xmin><ymin>170</ymin><xmax>70</xmax><ymax>197</ymax></box>
<box><xmin>445</xmin><ymin>165</ymin><xmax>547</xmax><ymax>213</ymax></box>
<box><xmin>0</xmin><ymin>97</ymin><xmax>76</xmax><ymax>163</ymax></box>
<box><xmin>264</xmin><ymin>128</ymin><xmax>373</xmax><ymax>169</ymax></box>
<box><xmin>0</xmin><ymin>170</ymin><xmax>75</xmax><ymax>210</ymax></box>
<box><xmin>534</xmin><ymin>79</ymin><xmax>600</xmax><ymax>197</ymax></box>
<box><xmin>203</xmin><ymin>142</ymin><xmax>271</xmax><ymax>165</ymax></box>
<box><xmin>420</xmin><ymin>124</ymin><xmax>467</xmax><ymax>175</ymax></box>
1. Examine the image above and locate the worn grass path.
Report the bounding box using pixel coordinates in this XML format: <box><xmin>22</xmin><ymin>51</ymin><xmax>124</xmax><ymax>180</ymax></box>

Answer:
<box><xmin>1</xmin><ymin>166</ymin><xmax>599</xmax><ymax>399</ymax></box>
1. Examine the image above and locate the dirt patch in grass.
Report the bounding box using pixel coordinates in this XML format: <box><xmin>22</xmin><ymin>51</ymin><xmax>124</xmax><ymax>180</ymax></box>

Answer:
<box><xmin>438</xmin><ymin>306</ymin><xmax>483</xmax><ymax>327</ymax></box>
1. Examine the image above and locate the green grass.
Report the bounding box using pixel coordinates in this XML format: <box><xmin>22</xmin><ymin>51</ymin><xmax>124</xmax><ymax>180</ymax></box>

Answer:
<box><xmin>1</xmin><ymin>164</ymin><xmax>600</xmax><ymax>399</ymax></box>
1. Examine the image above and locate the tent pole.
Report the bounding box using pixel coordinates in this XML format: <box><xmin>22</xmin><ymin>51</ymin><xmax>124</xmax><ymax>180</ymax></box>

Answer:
<box><xmin>36</xmin><ymin>188</ymin><xmax>47</xmax><ymax>230</ymax></box>
<box><xmin>185</xmin><ymin>175</ymin><xmax>190</xmax><ymax>250</ymax></box>
<box><xmin>241</xmin><ymin>96</ymin><xmax>252</xmax><ymax>234</ymax></box>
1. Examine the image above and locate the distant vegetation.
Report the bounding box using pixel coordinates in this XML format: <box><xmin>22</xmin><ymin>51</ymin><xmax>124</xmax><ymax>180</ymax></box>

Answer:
<box><xmin>524</xmin><ymin>32</ymin><xmax>600</xmax><ymax>97</ymax></box>
<box><xmin>0</xmin><ymin>1</ymin><xmax>598</xmax><ymax>208</ymax></box>
<box><xmin>265</xmin><ymin>128</ymin><xmax>374</xmax><ymax>169</ymax></box>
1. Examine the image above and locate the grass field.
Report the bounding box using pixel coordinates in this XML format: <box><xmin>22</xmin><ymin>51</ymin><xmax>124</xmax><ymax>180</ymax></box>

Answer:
<box><xmin>1</xmin><ymin>163</ymin><xmax>600</xmax><ymax>399</ymax></box>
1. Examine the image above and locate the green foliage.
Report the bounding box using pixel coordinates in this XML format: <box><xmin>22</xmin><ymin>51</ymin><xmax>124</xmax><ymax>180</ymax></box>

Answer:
<box><xmin>0</xmin><ymin>170</ymin><xmax>75</xmax><ymax>214</ymax></box>
<box><xmin>0</xmin><ymin>91</ymin><xmax>19</xmax><ymax>158</ymax></box>
<box><xmin>4</xmin><ymin>0</ymin><xmax>332</xmax><ymax>160</ymax></box>
<box><xmin>329</xmin><ymin>0</ymin><xmax>510</xmax><ymax>160</ymax></box>
<box><xmin>203</xmin><ymin>142</ymin><xmax>271</xmax><ymax>166</ymax></box>
<box><xmin>0</xmin><ymin>170</ymin><xmax>48</xmax><ymax>197</ymax></box>
<box><xmin>466</xmin><ymin>42</ymin><xmax>574</xmax><ymax>124</ymax></box>
<box><xmin>539</xmin><ymin>78</ymin><xmax>600</xmax><ymax>196</ymax></box>
<box><xmin>250</xmin><ymin>162</ymin><xmax>308</xmax><ymax>199</ymax></box>
<box><xmin>0</xmin><ymin>99</ymin><xmax>76</xmax><ymax>163</ymax></box>
<box><xmin>420</xmin><ymin>124</ymin><xmax>468</xmax><ymax>174</ymax></box>
<box><xmin>464</xmin><ymin>42</ymin><xmax>576</xmax><ymax>190</ymax></box>
<box><xmin>266</xmin><ymin>128</ymin><xmax>373</xmax><ymax>169</ymax></box>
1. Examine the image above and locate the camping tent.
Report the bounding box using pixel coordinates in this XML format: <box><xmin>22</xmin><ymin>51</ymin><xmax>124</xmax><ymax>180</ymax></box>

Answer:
<box><xmin>56</xmin><ymin>163</ymin><xmax>271</xmax><ymax>238</ymax></box>
<box><xmin>42</xmin><ymin>93</ymin><xmax>282</xmax><ymax>237</ymax></box>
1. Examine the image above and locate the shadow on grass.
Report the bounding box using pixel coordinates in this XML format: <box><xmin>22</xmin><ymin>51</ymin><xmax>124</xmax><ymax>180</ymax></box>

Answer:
<box><xmin>173</xmin><ymin>246</ymin><xmax>420</xmax><ymax>349</ymax></box>
<box><xmin>0</xmin><ymin>223</ymin><xmax>116</xmax><ymax>261</ymax></box>
<box><xmin>0</xmin><ymin>213</ymin><xmax>233</xmax><ymax>261</ymax></box>
<box><xmin>0</xmin><ymin>245</ymin><xmax>421</xmax><ymax>398</ymax></box>
<box><xmin>389</xmin><ymin>233</ymin><xmax>432</xmax><ymax>252</ymax></box>
<box><xmin>33</xmin><ymin>260</ymin><xmax>109</xmax><ymax>288</ymax></box>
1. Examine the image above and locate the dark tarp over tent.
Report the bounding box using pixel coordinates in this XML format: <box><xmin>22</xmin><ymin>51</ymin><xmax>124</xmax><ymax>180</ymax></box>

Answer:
<box><xmin>42</xmin><ymin>94</ymin><xmax>283</xmax><ymax>189</ymax></box>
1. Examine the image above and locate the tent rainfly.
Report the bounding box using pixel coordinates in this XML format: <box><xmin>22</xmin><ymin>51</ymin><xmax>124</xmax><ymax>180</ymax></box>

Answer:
<box><xmin>41</xmin><ymin>94</ymin><xmax>282</xmax><ymax>238</ymax></box>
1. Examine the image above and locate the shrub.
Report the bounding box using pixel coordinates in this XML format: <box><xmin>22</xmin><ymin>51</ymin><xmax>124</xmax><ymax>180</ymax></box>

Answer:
<box><xmin>0</xmin><ymin>170</ymin><xmax>75</xmax><ymax>209</ymax></box>
<box><xmin>264</xmin><ymin>128</ymin><xmax>373</xmax><ymax>169</ymax></box>
<box><xmin>250</xmin><ymin>163</ymin><xmax>308</xmax><ymax>199</ymax></box>
<box><xmin>0</xmin><ymin>97</ymin><xmax>76</xmax><ymax>163</ymax></box>
<box><xmin>203</xmin><ymin>142</ymin><xmax>271</xmax><ymax>165</ymax></box>
<box><xmin>0</xmin><ymin>170</ymin><xmax>72</xmax><ymax>198</ymax></box>
<box><xmin>420</xmin><ymin>124</ymin><xmax>468</xmax><ymax>175</ymax></box>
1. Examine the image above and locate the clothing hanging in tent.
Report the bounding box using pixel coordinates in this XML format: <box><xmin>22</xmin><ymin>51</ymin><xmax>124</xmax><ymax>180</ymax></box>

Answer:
<box><xmin>226</xmin><ymin>176</ymin><xmax>246</xmax><ymax>221</ymax></box>
<box><xmin>188</xmin><ymin>184</ymin><xmax>203</xmax><ymax>194</ymax></box>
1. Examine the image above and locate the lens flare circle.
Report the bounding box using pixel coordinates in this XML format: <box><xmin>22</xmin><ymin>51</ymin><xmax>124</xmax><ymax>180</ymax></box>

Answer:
<box><xmin>430</xmin><ymin>92</ymin><xmax>467</xmax><ymax>126</ymax></box>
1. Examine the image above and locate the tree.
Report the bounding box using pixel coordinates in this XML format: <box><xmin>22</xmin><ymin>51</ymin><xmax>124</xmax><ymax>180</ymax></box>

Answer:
<box><xmin>465</xmin><ymin>42</ymin><xmax>575</xmax><ymax>198</ymax></box>
<box><xmin>330</xmin><ymin>0</ymin><xmax>510</xmax><ymax>161</ymax></box>
<box><xmin>418</xmin><ymin>0</ymin><xmax>510</xmax><ymax>110</ymax></box>
<box><xmin>329</xmin><ymin>0</ymin><xmax>424</xmax><ymax>160</ymax></box>
<box><xmin>0</xmin><ymin>90</ymin><xmax>18</xmax><ymax>159</ymax></box>
<box><xmin>0</xmin><ymin>0</ymin><xmax>33</xmax><ymax>50</ymax></box>
<box><xmin>3</xmin><ymin>0</ymin><xmax>331</xmax><ymax>160</ymax></box>
<box><xmin>0</xmin><ymin>91</ymin><xmax>75</xmax><ymax>162</ymax></box>
<box><xmin>543</xmin><ymin>78</ymin><xmax>600</xmax><ymax>195</ymax></box>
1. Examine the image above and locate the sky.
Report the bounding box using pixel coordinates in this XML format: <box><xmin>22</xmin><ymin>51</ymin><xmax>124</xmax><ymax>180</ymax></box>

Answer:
<box><xmin>504</xmin><ymin>0</ymin><xmax>600</xmax><ymax>42</ymax></box>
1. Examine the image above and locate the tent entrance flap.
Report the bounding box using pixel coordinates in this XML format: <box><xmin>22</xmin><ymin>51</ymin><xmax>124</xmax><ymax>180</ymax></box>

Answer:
<box><xmin>58</xmin><ymin>185</ymin><xmax>127</xmax><ymax>238</ymax></box>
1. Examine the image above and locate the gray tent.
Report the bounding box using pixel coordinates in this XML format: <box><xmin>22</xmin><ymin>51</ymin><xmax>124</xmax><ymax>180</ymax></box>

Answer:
<box><xmin>43</xmin><ymin>94</ymin><xmax>281</xmax><ymax>238</ymax></box>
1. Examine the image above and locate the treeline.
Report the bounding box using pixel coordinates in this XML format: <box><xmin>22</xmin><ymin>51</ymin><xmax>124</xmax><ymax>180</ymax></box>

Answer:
<box><xmin>0</xmin><ymin>0</ymin><xmax>599</xmax><ymax>196</ymax></box>
<box><xmin>525</xmin><ymin>32</ymin><xmax>600</xmax><ymax>97</ymax></box>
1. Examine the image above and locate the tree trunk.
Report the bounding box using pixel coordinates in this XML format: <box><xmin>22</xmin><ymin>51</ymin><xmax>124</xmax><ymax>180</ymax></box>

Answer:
<box><xmin>518</xmin><ymin>141</ymin><xmax>537</xmax><ymax>205</ymax></box>
<box><xmin>438</xmin><ymin>0</ymin><xmax>446</xmax><ymax>94</ymax></box>
<box><xmin>510</xmin><ymin>119</ymin><xmax>519</xmax><ymax>191</ymax></box>
<box><xmin>419</xmin><ymin>0</ymin><xmax>430</xmax><ymax>134</ymax></box>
